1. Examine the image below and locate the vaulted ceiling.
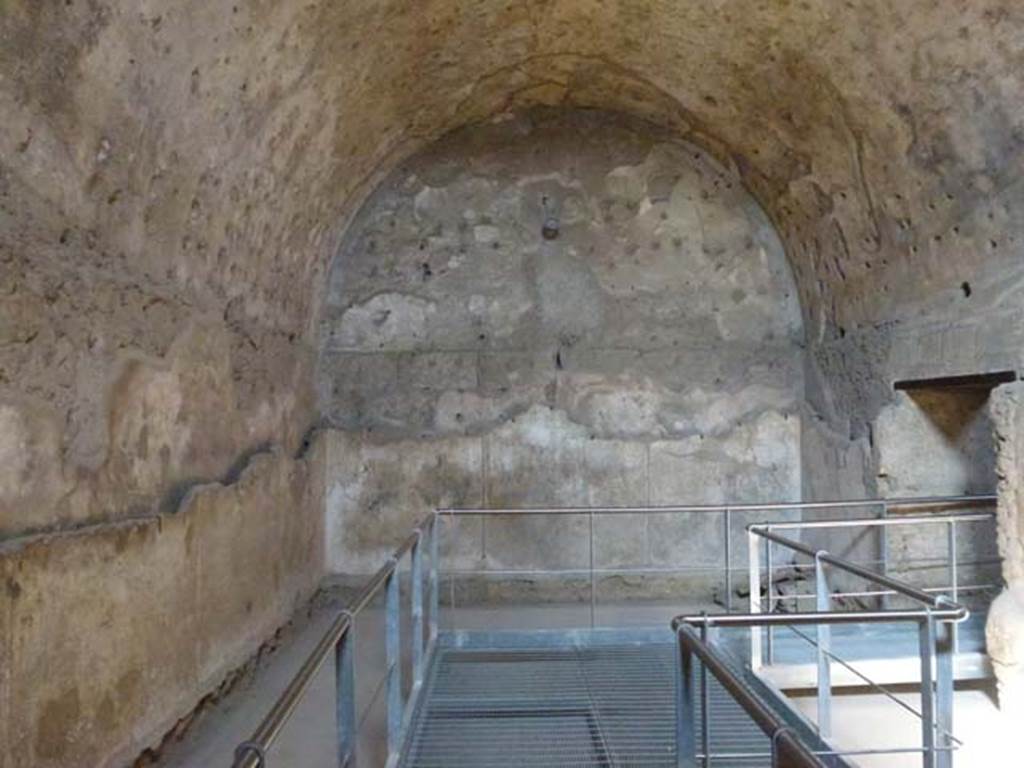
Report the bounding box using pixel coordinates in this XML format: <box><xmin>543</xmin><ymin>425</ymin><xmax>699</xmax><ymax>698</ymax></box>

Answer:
<box><xmin>3</xmin><ymin>1</ymin><xmax>1021</xmax><ymax>343</ymax></box>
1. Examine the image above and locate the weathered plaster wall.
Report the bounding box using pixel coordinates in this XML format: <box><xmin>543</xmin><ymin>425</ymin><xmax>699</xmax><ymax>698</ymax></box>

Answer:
<box><xmin>320</xmin><ymin>112</ymin><xmax>803</xmax><ymax>582</ymax></box>
<box><xmin>1</xmin><ymin>4</ymin><xmax>331</xmax><ymax>765</ymax></box>
<box><xmin>992</xmin><ymin>385</ymin><xmax>1024</xmax><ymax>590</ymax></box>
<box><xmin>0</xmin><ymin>439</ymin><xmax>325</xmax><ymax>767</ymax></box>
<box><xmin>5</xmin><ymin>0</ymin><xmax>1024</xmax><ymax>761</ymax></box>
<box><xmin>989</xmin><ymin>384</ymin><xmax>1024</xmax><ymax>716</ymax></box>
<box><xmin>872</xmin><ymin>389</ymin><xmax>999</xmax><ymax>600</ymax></box>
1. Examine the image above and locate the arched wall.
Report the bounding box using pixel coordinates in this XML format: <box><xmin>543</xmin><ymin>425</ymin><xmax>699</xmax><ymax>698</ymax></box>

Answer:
<box><xmin>3</xmin><ymin>1</ymin><xmax>1024</xmax><ymax>764</ymax></box>
<box><xmin>318</xmin><ymin>109</ymin><xmax>804</xmax><ymax>573</ymax></box>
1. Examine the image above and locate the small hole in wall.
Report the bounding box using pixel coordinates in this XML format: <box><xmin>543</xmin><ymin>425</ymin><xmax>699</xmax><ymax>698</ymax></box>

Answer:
<box><xmin>961</xmin><ymin>281</ymin><xmax>972</xmax><ymax>298</ymax></box>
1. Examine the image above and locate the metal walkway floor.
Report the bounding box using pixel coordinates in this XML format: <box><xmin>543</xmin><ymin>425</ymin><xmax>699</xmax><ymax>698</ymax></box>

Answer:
<box><xmin>400</xmin><ymin>644</ymin><xmax>774</xmax><ymax>768</ymax></box>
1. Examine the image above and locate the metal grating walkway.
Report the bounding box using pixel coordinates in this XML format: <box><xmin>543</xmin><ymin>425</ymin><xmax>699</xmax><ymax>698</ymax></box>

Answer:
<box><xmin>400</xmin><ymin>644</ymin><xmax>774</xmax><ymax>767</ymax></box>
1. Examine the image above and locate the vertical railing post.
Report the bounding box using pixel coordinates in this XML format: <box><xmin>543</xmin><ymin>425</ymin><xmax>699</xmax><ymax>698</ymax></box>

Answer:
<box><xmin>677</xmin><ymin>629</ymin><xmax>698</xmax><ymax>768</ymax></box>
<box><xmin>766</xmin><ymin>531</ymin><xmax>775</xmax><ymax>665</ymax></box>
<box><xmin>700</xmin><ymin>621</ymin><xmax>712</xmax><ymax>768</ymax></box>
<box><xmin>336</xmin><ymin>622</ymin><xmax>356</xmax><ymax>767</ymax></box>
<box><xmin>919</xmin><ymin>613</ymin><xmax>936</xmax><ymax>768</ymax></box>
<box><xmin>385</xmin><ymin>565</ymin><xmax>402</xmax><ymax>763</ymax></box>
<box><xmin>814</xmin><ymin>553</ymin><xmax>832</xmax><ymax>739</ymax></box>
<box><xmin>448</xmin><ymin>511</ymin><xmax>457</xmax><ymax>632</ymax></box>
<box><xmin>724</xmin><ymin>509</ymin><xmax>733</xmax><ymax>612</ymax></box>
<box><xmin>934</xmin><ymin>615</ymin><xmax>955</xmax><ymax>768</ymax></box>
<box><xmin>748</xmin><ymin>527</ymin><xmax>762</xmax><ymax>669</ymax></box>
<box><xmin>429</xmin><ymin>513</ymin><xmax>439</xmax><ymax>649</ymax></box>
<box><xmin>411</xmin><ymin>531</ymin><xmax>425</xmax><ymax>691</ymax></box>
<box><xmin>879</xmin><ymin>502</ymin><xmax>889</xmax><ymax>610</ymax></box>
<box><xmin>589</xmin><ymin>510</ymin><xmax>596</xmax><ymax>628</ymax></box>
<box><xmin>947</xmin><ymin>521</ymin><xmax>959</xmax><ymax>654</ymax></box>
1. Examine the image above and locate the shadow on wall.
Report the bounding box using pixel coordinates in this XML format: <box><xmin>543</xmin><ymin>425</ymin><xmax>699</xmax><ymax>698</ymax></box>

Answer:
<box><xmin>876</xmin><ymin>376</ymin><xmax>1007</xmax><ymax>603</ymax></box>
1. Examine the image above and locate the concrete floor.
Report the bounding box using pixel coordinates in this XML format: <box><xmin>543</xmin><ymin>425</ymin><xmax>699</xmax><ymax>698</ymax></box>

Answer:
<box><xmin>158</xmin><ymin>609</ymin><xmax>342</xmax><ymax>768</ymax></box>
<box><xmin>790</xmin><ymin>687</ymin><xmax>1008</xmax><ymax>767</ymax></box>
<box><xmin>156</xmin><ymin>597</ymin><xmax>1010</xmax><ymax>768</ymax></box>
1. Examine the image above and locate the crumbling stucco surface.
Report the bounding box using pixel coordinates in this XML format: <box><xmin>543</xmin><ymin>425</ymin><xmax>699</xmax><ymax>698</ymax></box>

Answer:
<box><xmin>988</xmin><ymin>384</ymin><xmax>1024</xmax><ymax>715</ymax></box>
<box><xmin>0</xmin><ymin>439</ymin><xmax>325</xmax><ymax>767</ymax></box>
<box><xmin>320</xmin><ymin>112</ymin><xmax>803</xmax><ymax>578</ymax></box>
<box><xmin>992</xmin><ymin>385</ymin><xmax>1024</xmax><ymax>589</ymax></box>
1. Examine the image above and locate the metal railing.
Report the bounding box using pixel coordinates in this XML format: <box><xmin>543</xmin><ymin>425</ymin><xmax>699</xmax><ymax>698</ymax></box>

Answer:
<box><xmin>440</xmin><ymin>495</ymin><xmax>995</xmax><ymax>623</ymax></box>
<box><xmin>674</xmin><ymin>616</ymin><xmax>837</xmax><ymax>768</ymax></box>
<box><xmin>229</xmin><ymin>494</ymin><xmax>996</xmax><ymax>767</ymax></box>
<box><xmin>232</xmin><ymin>515</ymin><xmax>441</xmax><ymax>768</ymax></box>
<box><xmin>672</xmin><ymin>609</ymin><xmax>967</xmax><ymax>768</ymax></box>
<box><xmin>748</xmin><ymin>510</ymin><xmax>999</xmax><ymax>659</ymax></box>
<box><xmin>743</xmin><ymin>515</ymin><xmax>991</xmax><ymax>768</ymax></box>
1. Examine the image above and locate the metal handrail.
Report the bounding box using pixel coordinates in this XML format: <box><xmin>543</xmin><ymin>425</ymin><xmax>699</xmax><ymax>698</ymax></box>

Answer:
<box><xmin>232</xmin><ymin>516</ymin><xmax>438</xmax><ymax>768</ymax></box>
<box><xmin>233</xmin><ymin>613</ymin><xmax>352</xmax><ymax>768</ymax></box>
<box><xmin>672</xmin><ymin>607</ymin><xmax>966</xmax><ymax>628</ymax></box>
<box><xmin>439</xmin><ymin>494</ymin><xmax>995</xmax><ymax>515</ymax></box>
<box><xmin>755</xmin><ymin>511</ymin><xmax>996</xmax><ymax>530</ymax></box>
<box><xmin>674</xmin><ymin>621</ymin><xmax>831</xmax><ymax>768</ymax></box>
<box><xmin>443</xmin><ymin>495</ymin><xmax>995</xmax><ymax>616</ymax></box>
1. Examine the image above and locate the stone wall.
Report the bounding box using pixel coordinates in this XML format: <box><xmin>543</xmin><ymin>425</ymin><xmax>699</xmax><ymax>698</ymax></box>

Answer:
<box><xmin>1</xmin><ymin>4</ymin><xmax>332</xmax><ymax>765</ymax></box>
<box><xmin>0</xmin><ymin>439</ymin><xmax>325</xmax><ymax>767</ymax></box>
<box><xmin>870</xmin><ymin>389</ymin><xmax>1000</xmax><ymax>602</ymax></box>
<box><xmin>988</xmin><ymin>384</ymin><xmax>1024</xmax><ymax>716</ymax></box>
<box><xmin>320</xmin><ymin>111</ymin><xmax>804</xmax><ymax>580</ymax></box>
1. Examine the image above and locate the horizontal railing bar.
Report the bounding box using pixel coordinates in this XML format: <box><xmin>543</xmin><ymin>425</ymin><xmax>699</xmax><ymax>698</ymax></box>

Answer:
<box><xmin>784</xmin><ymin>557</ymin><xmax>1003</xmax><ymax>569</ymax></box>
<box><xmin>440</xmin><ymin>564</ymin><xmax>1003</xmax><ymax>579</ymax></box>
<box><xmin>444</xmin><ymin>565</ymin><xmax>767</xmax><ymax>577</ymax></box>
<box><xmin>787</xmin><ymin>584</ymin><xmax>999</xmax><ymax>601</ymax></box>
<box><xmin>676</xmin><ymin>624</ymin><xmax>828</xmax><ymax>767</ymax></box>
<box><xmin>752</xmin><ymin>529</ymin><xmax>950</xmax><ymax>608</ymax></box>
<box><xmin>692</xmin><ymin>747</ymin><xmax>958</xmax><ymax>758</ymax></box>
<box><xmin>438</xmin><ymin>494</ymin><xmax>994</xmax><ymax>516</ymax></box>
<box><xmin>754</xmin><ymin>512</ymin><xmax>996</xmax><ymax>531</ymax></box>
<box><xmin>672</xmin><ymin>607</ymin><xmax>967</xmax><ymax>629</ymax></box>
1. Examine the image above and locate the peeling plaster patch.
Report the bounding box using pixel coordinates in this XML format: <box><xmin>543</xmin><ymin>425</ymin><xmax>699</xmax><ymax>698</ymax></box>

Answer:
<box><xmin>332</xmin><ymin>293</ymin><xmax>437</xmax><ymax>351</ymax></box>
<box><xmin>0</xmin><ymin>405</ymin><xmax>32</xmax><ymax>500</ymax></box>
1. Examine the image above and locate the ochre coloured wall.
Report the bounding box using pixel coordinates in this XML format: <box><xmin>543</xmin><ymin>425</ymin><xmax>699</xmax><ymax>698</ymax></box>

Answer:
<box><xmin>3</xmin><ymin>1</ymin><xmax>1024</xmax><ymax>764</ymax></box>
